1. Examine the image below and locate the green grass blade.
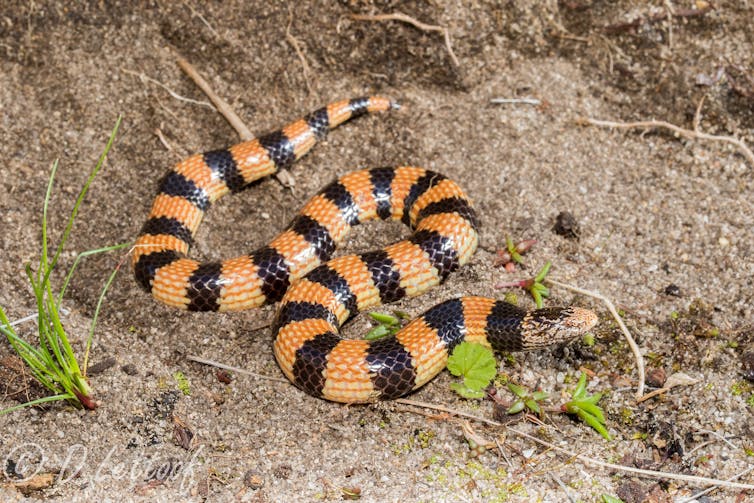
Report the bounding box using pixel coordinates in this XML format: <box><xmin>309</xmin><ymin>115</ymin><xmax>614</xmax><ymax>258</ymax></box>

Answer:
<box><xmin>24</xmin><ymin>264</ymin><xmax>56</xmax><ymax>366</ymax></box>
<box><xmin>44</xmin><ymin>289</ymin><xmax>75</xmax><ymax>376</ymax></box>
<box><xmin>0</xmin><ymin>393</ymin><xmax>72</xmax><ymax>416</ymax></box>
<box><xmin>44</xmin><ymin>117</ymin><xmax>121</xmax><ymax>287</ymax></box>
<box><xmin>4</xmin><ymin>330</ymin><xmax>46</xmax><ymax>371</ymax></box>
<box><xmin>57</xmin><ymin>242</ymin><xmax>130</xmax><ymax>306</ymax></box>
<box><xmin>84</xmin><ymin>251</ymin><xmax>128</xmax><ymax>372</ymax></box>
<box><xmin>575</xmin><ymin>400</ymin><xmax>606</xmax><ymax>424</ymax></box>
<box><xmin>578</xmin><ymin>409</ymin><xmax>611</xmax><ymax>440</ymax></box>
<box><xmin>40</xmin><ymin>159</ymin><xmax>59</xmax><ymax>286</ymax></box>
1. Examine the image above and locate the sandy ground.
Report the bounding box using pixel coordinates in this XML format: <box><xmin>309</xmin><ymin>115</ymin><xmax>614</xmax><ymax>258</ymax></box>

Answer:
<box><xmin>1</xmin><ymin>1</ymin><xmax>753</xmax><ymax>502</ymax></box>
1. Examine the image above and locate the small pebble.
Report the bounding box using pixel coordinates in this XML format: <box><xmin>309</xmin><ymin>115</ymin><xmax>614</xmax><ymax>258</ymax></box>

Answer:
<box><xmin>273</xmin><ymin>464</ymin><xmax>292</xmax><ymax>479</ymax></box>
<box><xmin>121</xmin><ymin>363</ymin><xmax>138</xmax><ymax>375</ymax></box>
<box><xmin>216</xmin><ymin>369</ymin><xmax>233</xmax><ymax>384</ymax></box>
<box><xmin>552</xmin><ymin>211</ymin><xmax>580</xmax><ymax>239</ymax></box>
<box><xmin>664</xmin><ymin>284</ymin><xmax>681</xmax><ymax>297</ymax></box>
<box><xmin>87</xmin><ymin>356</ymin><xmax>117</xmax><ymax>375</ymax></box>
<box><xmin>645</xmin><ymin>367</ymin><xmax>667</xmax><ymax>388</ymax></box>
<box><xmin>740</xmin><ymin>349</ymin><xmax>754</xmax><ymax>382</ymax></box>
<box><xmin>243</xmin><ymin>469</ymin><xmax>264</xmax><ymax>490</ymax></box>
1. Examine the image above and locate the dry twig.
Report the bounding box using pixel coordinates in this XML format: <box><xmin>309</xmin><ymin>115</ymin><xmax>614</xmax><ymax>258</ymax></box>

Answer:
<box><xmin>549</xmin><ymin>472</ymin><xmax>577</xmax><ymax>503</ymax></box>
<box><xmin>545</xmin><ymin>279</ymin><xmax>646</xmax><ymax>400</ymax></box>
<box><xmin>181</xmin><ymin>0</ymin><xmax>219</xmax><ymax>38</ymax></box>
<box><xmin>490</xmin><ymin>97</ymin><xmax>542</xmax><ymax>106</ymax></box>
<box><xmin>395</xmin><ymin>398</ymin><xmax>502</xmax><ymax>427</ymax></box>
<box><xmin>579</xmin><ymin>115</ymin><xmax>754</xmax><ymax>167</ymax></box>
<box><xmin>286</xmin><ymin>6</ymin><xmax>314</xmax><ymax>95</ymax></box>
<box><xmin>351</xmin><ymin>12</ymin><xmax>459</xmax><ymax>67</ymax></box>
<box><xmin>507</xmin><ymin>427</ymin><xmax>754</xmax><ymax>491</ymax></box>
<box><xmin>121</xmin><ymin>68</ymin><xmax>214</xmax><ymax>109</ymax></box>
<box><xmin>175</xmin><ymin>55</ymin><xmax>253</xmax><ymax>140</ymax></box>
<box><xmin>154</xmin><ymin>128</ymin><xmax>174</xmax><ymax>152</ymax></box>
<box><xmin>186</xmin><ymin>355</ymin><xmax>289</xmax><ymax>384</ymax></box>
<box><xmin>636</xmin><ymin>372</ymin><xmax>698</xmax><ymax>404</ymax></box>
<box><xmin>679</xmin><ymin>467</ymin><xmax>754</xmax><ymax>503</ymax></box>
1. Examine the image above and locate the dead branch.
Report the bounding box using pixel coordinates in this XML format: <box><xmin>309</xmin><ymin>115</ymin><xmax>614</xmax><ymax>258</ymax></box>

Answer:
<box><xmin>578</xmin><ymin>115</ymin><xmax>754</xmax><ymax>167</ymax></box>
<box><xmin>175</xmin><ymin>55</ymin><xmax>253</xmax><ymax>140</ymax></box>
<box><xmin>186</xmin><ymin>355</ymin><xmax>289</xmax><ymax>384</ymax></box>
<box><xmin>350</xmin><ymin>12</ymin><xmax>459</xmax><ymax>67</ymax></box>
<box><xmin>121</xmin><ymin>68</ymin><xmax>214</xmax><ymax>109</ymax></box>
<box><xmin>490</xmin><ymin>97</ymin><xmax>542</xmax><ymax>106</ymax></box>
<box><xmin>507</xmin><ymin>427</ymin><xmax>754</xmax><ymax>491</ymax></box>
<box><xmin>286</xmin><ymin>6</ymin><xmax>314</xmax><ymax>95</ymax></box>
<box><xmin>180</xmin><ymin>0</ymin><xmax>219</xmax><ymax>38</ymax></box>
<box><xmin>546</xmin><ymin>278</ymin><xmax>646</xmax><ymax>400</ymax></box>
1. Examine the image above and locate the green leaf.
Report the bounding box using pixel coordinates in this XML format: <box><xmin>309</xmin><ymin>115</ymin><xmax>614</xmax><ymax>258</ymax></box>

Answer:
<box><xmin>506</xmin><ymin>236</ymin><xmax>523</xmax><ymax>263</ymax></box>
<box><xmin>507</xmin><ymin>401</ymin><xmax>525</xmax><ymax>414</ymax></box>
<box><xmin>578</xmin><ymin>409</ymin><xmax>611</xmax><ymax>440</ymax></box>
<box><xmin>532</xmin><ymin>391</ymin><xmax>549</xmax><ymax>401</ymax></box>
<box><xmin>525</xmin><ymin>399</ymin><xmax>541</xmax><ymax>415</ymax></box>
<box><xmin>565</xmin><ymin>373</ymin><xmax>610</xmax><ymax>440</ymax></box>
<box><xmin>364</xmin><ymin>325</ymin><xmax>391</xmax><ymax>340</ymax></box>
<box><xmin>507</xmin><ymin>382</ymin><xmax>527</xmax><ymax>398</ymax></box>
<box><xmin>571</xmin><ymin>400</ymin><xmax>606</xmax><ymax>424</ymax></box>
<box><xmin>534</xmin><ymin>261</ymin><xmax>552</xmax><ymax>282</ymax></box>
<box><xmin>531</xmin><ymin>289</ymin><xmax>543</xmax><ymax>309</ymax></box>
<box><xmin>572</xmin><ymin>372</ymin><xmax>588</xmax><ymax>397</ymax></box>
<box><xmin>450</xmin><ymin>382</ymin><xmax>486</xmax><ymax>399</ymax></box>
<box><xmin>601</xmin><ymin>495</ymin><xmax>625</xmax><ymax>503</ymax></box>
<box><xmin>447</xmin><ymin>342</ymin><xmax>497</xmax><ymax>392</ymax></box>
<box><xmin>368</xmin><ymin>312</ymin><xmax>400</xmax><ymax>326</ymax></box>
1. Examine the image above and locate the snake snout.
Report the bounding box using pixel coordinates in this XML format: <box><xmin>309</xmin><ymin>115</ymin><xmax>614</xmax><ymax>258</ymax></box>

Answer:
<box><xmin>564</xmin><ymin>307</ymin><xmax>599</xmax><ymax>332</ymax></box>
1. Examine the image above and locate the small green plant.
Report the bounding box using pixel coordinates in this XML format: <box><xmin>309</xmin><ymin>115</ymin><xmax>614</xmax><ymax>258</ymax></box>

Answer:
<box><xmin>0</xmin><ymin>118</ymin><xmax>126</xmax><ymax>415</ymax></box>
<box><xmin>506</xmin><ymin>382</ymin><xmax>548</xmax><ymax>417</ymax></box>
<box><xmin>582</xmin><ymin>332</ymin><xmax>596</xmax><ymax>347</ymax></box>
<box><xmin>496</xmin><ymin>261</ymin><xmax>552</xmax><ymax>308</ymax></box>
<box><xmin>495</xmin><ymin>236</ymin><xmax>536</xmax><ymax>271</ymax></box>
<box><xmin>173</xmin><ymin>371</ymin><xmax>191</xmax><ymax>396</ymax></box>
<box><xmin>563</xmin><ymin>372</ymin><xmax>610</xmax><ymax>440</ymax></box>
<box><xmin>499</xmin><ymin>374</ymin><xmax>611</xmax><ymax>439</ymax></box>
<box><xmin>447</xmin><ymin>342</ymin><xmax>497</xmax><ymax>399</ymax></box>
<box><xmin>364</xmin><ymin>310</ymin><xmax>409</xmax><ymax>340</ymax></box>
<box><xmin>730</xmin><ymin>380</ymin><xmax>751</xmax><ymax>396</ymax></box>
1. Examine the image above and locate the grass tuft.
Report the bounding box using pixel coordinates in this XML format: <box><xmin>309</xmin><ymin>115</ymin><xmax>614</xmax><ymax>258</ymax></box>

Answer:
<box><xmin>0</xmin><ymin>117</ymin><xmax>127</xmax><ymax>415</ymax></box>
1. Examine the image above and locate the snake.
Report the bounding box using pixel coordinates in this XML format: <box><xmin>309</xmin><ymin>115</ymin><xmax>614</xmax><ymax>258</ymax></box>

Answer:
<box><xmin>133</xmin><ymin>96</ymin><xmax>598</xmax><ymax>403</ymax></box>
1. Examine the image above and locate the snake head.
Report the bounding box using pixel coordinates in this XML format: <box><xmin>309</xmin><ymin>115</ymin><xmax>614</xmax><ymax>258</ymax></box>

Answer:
<box><xmin>519</xmin><ymin>306</ymin><xmax>598</xmax><ymax>350</ymax></box>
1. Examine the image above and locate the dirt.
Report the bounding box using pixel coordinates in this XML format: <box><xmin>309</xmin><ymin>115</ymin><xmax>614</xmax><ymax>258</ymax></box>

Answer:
<box><xmin>1</xmin><ymin>1</ymin><xmax>753</xmax><ymax>502</ymax></box>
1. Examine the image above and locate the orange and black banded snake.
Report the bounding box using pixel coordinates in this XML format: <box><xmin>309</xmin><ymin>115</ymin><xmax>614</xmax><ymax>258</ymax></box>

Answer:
<box><xmin>133</xmin><ymin>97</ymin><xmax>597</xmax><ymax>403</ymax></box>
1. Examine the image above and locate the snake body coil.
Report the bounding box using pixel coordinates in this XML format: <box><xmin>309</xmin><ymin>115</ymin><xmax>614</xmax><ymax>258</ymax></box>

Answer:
<box><xmin>134</xmin><ymin>97</ymin><xmax>597</xmax><ymax>403</ymax></box>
